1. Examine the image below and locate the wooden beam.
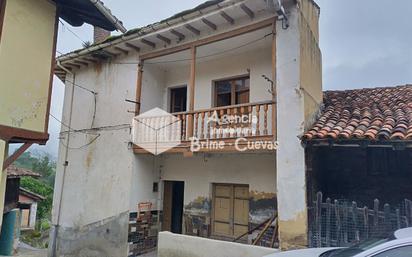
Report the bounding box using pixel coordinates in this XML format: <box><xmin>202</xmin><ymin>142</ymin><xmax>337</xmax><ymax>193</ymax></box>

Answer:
<box><xmin>185</xmin><ymin>24</ymin><xmax>200</xmax><ymax>36</ymax></box>
<box><xmin>240</xmin><ymin>4</ymin><xmax>255</xmax><ymax>19</ymax></box>
<box><xmin>271</xmin><ymin>20</ymin><xmax>277</xmax><ymax>141</ymax></box>
<box><xmin>141</xmin><ymin>17</ymin><xmax>274</xmax><ymax>60</ymax></box>
<box><xmin>135</xmin><ymin>61</ymin><xmax>144</xmax><ymax>115</ymax></box>
<box><xmin>74</xmin><ymin>60</ymin><xmax>89</xmax><ymax>66</ymax></box>
<box><xmin>65</xmin><ymin>63</ymin><xmax>81</xmax><ymax>69</ymax></box>
<box><xmin>141</xmin><ymin>38</ymin><xmax>156</xmax><ymax>48</ymax></box>
<box><xmin>187</xmin><ymin>46</ymin><xmax>197</xmax><ymax>138</ymax></box>
<box><xmin>170</xmin><ymin>29</ymin><xmax>185</xmax><ymax>41</ymax></box>
<box><xmin>3</xmin><ymin>143</ymin><xmax>32</xmax><ymax>170</ymax></box>
<box><xmin>220</xmin><ymin>11</ymin><xmax>235</xmax><ymax>25</ymax></box>
<box><xmin>202</xmin><ymin>18</ymin><xmax>217</xmax><ymax>30</ymax></box>
<box><xmin>83</xmin><ymin>57</ymin><xmax>99</xmax><ymax>63</ymax></box>
<box><xmin>156</xmin><ymin>34</ymin><xmax>171</xmax><ymax>45</ymax></box>
<box><xmin>125</xmin><ymin>42</ymin><xmax>141</xmax><ymax>52</ymax></box>
<box><xmin>114</xmin><ymin>46</ymin><xmax>129</xmax><ymax>55</ymax></box>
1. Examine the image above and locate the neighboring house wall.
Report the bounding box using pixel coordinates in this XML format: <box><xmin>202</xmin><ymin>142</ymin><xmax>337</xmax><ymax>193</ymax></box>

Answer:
<box><xmin>51</xmin><ymin>56</ymin><xmax>138</xmax><ymax>257</ymax></box>
<box><xmin>276</xmin><ymin>1</ymin><xmax>321</xmax><ymax>250</ymax></box>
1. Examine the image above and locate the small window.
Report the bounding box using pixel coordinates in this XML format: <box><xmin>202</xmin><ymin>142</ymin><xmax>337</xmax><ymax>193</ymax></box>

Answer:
<box><xmin>214</xmin><ymin>76</ymin><xmax>250</xmax><ymax>107</ymax></box>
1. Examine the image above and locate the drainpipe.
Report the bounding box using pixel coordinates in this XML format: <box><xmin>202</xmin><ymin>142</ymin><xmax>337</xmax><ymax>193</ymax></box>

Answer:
<box><xmin>50</xmin><ymin>62</ymin><xmax>76</xmax><ymax>257</ymax></box>
<box><xmin>89</xmin><ymin>0</ymin><xmax>127</xmax><ymax>33</ymax></box>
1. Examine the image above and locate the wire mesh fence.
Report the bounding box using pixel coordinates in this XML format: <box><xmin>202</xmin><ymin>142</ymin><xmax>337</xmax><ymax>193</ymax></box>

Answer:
<box><xmin>308</xmin><ymin>192</ymin><xmax>412</xmax><ymax>248</ymax></box>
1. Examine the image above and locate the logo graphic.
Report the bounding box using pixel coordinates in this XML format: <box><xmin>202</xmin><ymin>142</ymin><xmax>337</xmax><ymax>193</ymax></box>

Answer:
<box><xmin>132</xmin><ymin>108</ymin><xmax>181</xmax><ymax>155</ymax></box>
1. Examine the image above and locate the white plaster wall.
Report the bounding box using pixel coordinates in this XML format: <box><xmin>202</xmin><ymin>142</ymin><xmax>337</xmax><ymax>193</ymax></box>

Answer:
<box><xmin>140</xmin><ymin>28</ymin><xmax>273</xmax><ymax>112</ymax></box>
<box><xmin>160</xmin><ymin>153</ymin><xmax>276</xmax><ymax>206</ymax></box>
<box><xmin>275</xmin><ymin>6</ymin><xmax>308</xmax><ymax>247</ymax></box>
<box><xmin>29</xmin><ymin>202</ymin><xmax>38</xmax><ymax>229</ymax></box>
<box><xmin>52</xmin><ymin>54</ymin><xmax>138</xmax><ymax>228</ymax></box>
<box><xmin>158</xmin><ymin>232</ymin><xmax>278</xmax><ymax>257</ymax></box>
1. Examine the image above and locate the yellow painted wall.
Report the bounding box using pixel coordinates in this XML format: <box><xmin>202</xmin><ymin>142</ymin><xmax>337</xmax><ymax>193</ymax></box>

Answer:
<box><xmin>0</xmin><ymin>140</ymin><xmax>7</xmax><ymax>229</ymax></box>
<box><xmin>299</xmin><ymin>0</ymin><xmax>322</xmax><ymax>128</ymax></box>
<box><xmin>0</xmin><ymin>0</ymin><xmax>56</xmax><ymax>132</ymax></box>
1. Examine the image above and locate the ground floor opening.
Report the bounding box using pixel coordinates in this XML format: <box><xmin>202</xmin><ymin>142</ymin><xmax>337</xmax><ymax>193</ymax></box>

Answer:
<box><xmin>306</xmin><ymin>145</ymin><xmax>412</xmax><ymax>247</ymax></box>
<box><xmin>128</xmin><ymin>152</ymin><xmax>277</xmax><ymax>256</ymax></box>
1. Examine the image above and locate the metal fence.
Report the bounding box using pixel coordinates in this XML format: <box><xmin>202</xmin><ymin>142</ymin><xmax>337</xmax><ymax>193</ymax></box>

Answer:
<box><xmin>308</xmin><ymin>192</ymin><xmax>412</xmax><ymax>248</ymax></box>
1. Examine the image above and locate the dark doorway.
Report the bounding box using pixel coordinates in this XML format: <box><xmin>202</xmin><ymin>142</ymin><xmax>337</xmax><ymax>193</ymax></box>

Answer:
<box><xmin>170</xmin><ymin>87</ymin><xmax>187</xmax><ymax>113</ymax></box>
<box><xmin>162</xmin><ymin>181</ymin><xmax>184</xmax><ymax>234</ymax></box>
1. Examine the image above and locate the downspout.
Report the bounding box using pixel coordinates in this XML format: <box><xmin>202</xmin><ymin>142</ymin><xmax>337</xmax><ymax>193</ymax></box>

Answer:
<box><xmin>89</xmin><ymin>0</ymin><xmax>127</xmax><ymax>33</ymax></box>
<box><xmin>50</xmin><ymin>61</ymin><xmax>76</xmax><ymax>257</ymax></box>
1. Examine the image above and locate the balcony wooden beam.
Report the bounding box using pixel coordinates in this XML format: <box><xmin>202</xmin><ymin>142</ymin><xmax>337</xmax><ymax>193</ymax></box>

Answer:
<box><xmin>170</xmin><ymin>29</ymin><xmax>185</xmax><ymax>41</ymax></box>
<box><xmin>185</xmin><ymin>24</ymin><xmax>200</xmax><ymax>36</ymax></box>
<box><xmin>156</xmin><ymin>34</ymin><xmax>172</xmax><ymax>45</ymax></box>
<box><xmin>125</xmin><ymin>43</ymin><xmax>141</xmax><ymax>52</ymax></box>
<box><xmin>187</xmin><ymin>46</ymin><xmax>197</xmax><ymax>138</ymax></box>
<box><xmin>141</xmin><ymin>39</ymin><xmax>156</xmax><ymax>48</ymax></box>
<box><xmin>202</xmin><ymin>18</ymin><xmax>217</xmax><ymax>30</ymax></box>
<box><xmin>135</xmin><ymin>61</ymin><xmax>144</xmax><ymax>115</ymax></box>
<box><xmin>241</xmin><ymin>4</ymin><xmax>255</xmax><ymax>19</ymax></box>
<box><xmin>220</xmin><ymin>11</ymin><xmax>235</xmax><ymax>25</ymax></box>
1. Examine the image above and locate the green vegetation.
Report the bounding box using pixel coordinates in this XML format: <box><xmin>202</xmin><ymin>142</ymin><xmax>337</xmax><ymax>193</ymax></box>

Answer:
<box><xmin>14</xmin><ymin>151</ymin><xmax>56</xmax><ymax>248</ymax></box>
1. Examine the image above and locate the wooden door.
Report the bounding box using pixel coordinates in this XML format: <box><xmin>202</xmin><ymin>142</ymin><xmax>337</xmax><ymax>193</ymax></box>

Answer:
<box><xmin>212</xmin><ymin>184</ymin><xmax>249</xmax><ymax>238</ymax></box>
<box><xmin>162</xmin><ymin>181</ymin><xmax>173</xmax><ymax>231</ymax></box>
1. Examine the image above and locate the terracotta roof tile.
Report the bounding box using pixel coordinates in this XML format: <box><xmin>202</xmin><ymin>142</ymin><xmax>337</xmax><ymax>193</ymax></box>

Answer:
<box><xmin>303</xmin><ymin>85</ymin><xmax>412</xmax><ymax>142</ymax></box>
<box><xmin>6</xmin><ymin>165</ymin><xmax>41</xmax><ymax>178</ymax></box>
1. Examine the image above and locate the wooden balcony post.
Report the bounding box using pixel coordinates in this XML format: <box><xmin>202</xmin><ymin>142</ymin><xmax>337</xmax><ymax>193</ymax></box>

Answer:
<box><xmin>187</xmin><ymin>46</ymin><xmax>197</xmax><ymax>138</ymax></box>
<box><xmin>135</xmin><ymin>60</ymin><xmax>144</xmax><ymax>115</ymax></box>
<box><xmin>271</xmin><ymin>19</ymin><xmax>277</xmax><ymax>140</ymax></box>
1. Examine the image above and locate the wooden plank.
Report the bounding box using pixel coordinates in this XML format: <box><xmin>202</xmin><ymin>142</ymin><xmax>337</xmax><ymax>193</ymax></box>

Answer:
<box><xmin>185</xmin><ymin>24</ymin><xmax>200</xmax><ymax>36</ymax></box>
<box><xmin>125</xmin><ymin>42</ymin><xmax>141</xmax><ymax>52</ymax></box>
<box><xmin>343</xmin><ymin>202</ymin><xmax>348</xmax><ymax>244</ymax></box>
<box><xmin>240</xmin><ymin>4</ymin><xmax>255</xmax><ymax>19</ymax></box>
<box><xmin>170</xmin><ymin>29</ymin><xmax>185</xmax><ymax>41</ymax></box>
<box><xmin>384</xmin><ymin>204</ymin><xmax>391</xmax><ymax>234</ymax></box>
<box><xmin>315</xmin><ymin>192</ymin><xmax>322</xmax><ymax>247</ymax></box>
<box><xmin>135</xmin><ymin>61</ymin><xmax>144</xmax><ymax>114</ymax></box>
<box><xmin>363</xmin><ymin>206</ymin><xmax>369</xmax><ymax>239</ymax></box>
<box><xmin>74</xmin><ymin>60</ymin><xmax>88</xmax><ymax>66</ymax></box>
<box><xmin>352</xmin><ymin>202</ymin><xmax>359</xmax><ymax>243</ymax></box>
<box><xmin>396</xmin><ymin>209</ymin><xmax>401</xmax><ymax>229</ymax></box>
<box><xmin>373</xmin><ymin>199</ymin><xmax>379</xmax><ymax>236</ymax></box>
<box><xmin>271</xmin><ymin>20</ymin><xmax>277</xmax><ymax>140</ymax></box>
<box><xmin>187</xmin><ymin>46</ymin><xmax>196</xmax><ymax>138</ymax></box>
<box><xmin>220</xmin><ymin>11</ymin><xmax>234</xmax><ymax>25</ymax></box>
<box><xmin>114</xmin><ymin>46</ymin><xmax>129</xmax><ymax>55</ymax></box>
<box><xmin>141</xmin><ymin>38</ymin><xmax>156</xmax><ymax>48</ymax></box>
<box><xmin>156</xmin><ymin>34</ymin><xmax>171</xmax><ymax>45</ymax></box>
<box><xmin>141</xmin><ymin>17</ymin><xmax>274</xmax><ymax>60</ymax></box>
<box><xmin>3</xmin><ymin>143</ymin><xmax>32</xmax><ymax>170</ymax></box>
<box><xmin>334</xmin><ymin>200</ymin><xmax>341</xmax><ymax>245</ymax></box>
<box><xmin>325</xmin><ymin>198</ymin><xmax>331</xmax><ymax>246</ymax></box>
<box><xmin>202</xmin><ymin>18</ymin><xmax>217</xmax><ymax>30</ymax></box>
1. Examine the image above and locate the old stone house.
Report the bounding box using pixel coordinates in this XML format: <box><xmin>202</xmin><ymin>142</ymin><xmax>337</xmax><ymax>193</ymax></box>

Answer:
<box><xmin>52</xmin><ymin>0</ymin><xmax>322</xmax><ymax>256</ymax></box>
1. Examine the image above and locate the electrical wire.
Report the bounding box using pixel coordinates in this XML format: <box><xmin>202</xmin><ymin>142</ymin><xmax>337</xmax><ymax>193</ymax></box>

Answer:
<box><xmin>59</xmin><ymin>134</ymin><xmax>101</xmax><ymax>150</ymax></box>
<box><xmin>59</xmin><ymin>19</ymin><xmax>88</xmax><ymax>45</ymax></box>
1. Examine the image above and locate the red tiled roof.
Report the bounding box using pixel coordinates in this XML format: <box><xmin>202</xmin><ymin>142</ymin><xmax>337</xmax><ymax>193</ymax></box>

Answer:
<box><xmin>303</xmin><ymin>85</ymin><xmax>412</xmax><ymax>141</ymax></box>
<box><xmin>6</xmin><ymin>165</ymin><xmax>41</xmax><ymax>179</ymax></box>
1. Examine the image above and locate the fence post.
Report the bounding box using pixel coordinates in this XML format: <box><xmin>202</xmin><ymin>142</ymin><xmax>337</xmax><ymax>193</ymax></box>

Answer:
<box><xmin>334</xmin><ymin>200</ymin><xmax>341</xmax><ymax>246</ymax></box>
<box><xmin>384</xmin><ymin>204</ymin><xmax>391</xmax><ymax>235</ymax></box>
<box><xmin>352</xmin><ymin>202</ymin><xmax>359</xmax><ymax>243</ymax></box>
<box><xmin>316</xmin><ymin>192</ymin><xmax>322</xmax><ymax>247</ymax></box>
<box><xmin>326</xmin><ymin>198</ymin><xmax>331</xmax><ymax>246</ymax></box>
<box><xmin>343</xmin><ymin>202</ymin><xmax>348</xmax><ymax>244</ymax></box>
<box><xmin>363</xmin><ymin>206</ymin><xmax>369</xmax><ymax>239</ymax></box>
<box><xmin>396</xmin><ymin>209</ymin><xmax>401</xmax><ymax>229</ymax></box>
<box><xmin>373</xmin><ymin>199</ymin><xmax>379</xmax><ymax>236</ymax></box>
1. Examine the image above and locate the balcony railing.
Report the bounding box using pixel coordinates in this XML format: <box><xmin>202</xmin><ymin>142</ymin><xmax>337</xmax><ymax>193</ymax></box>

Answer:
<box><xmin>133</xmin><ymin>100</ymin><xmax>275</xmax><ymax>154</ymax></box>
<box><xmin>174</xmin><ymin>100</ymin><xmax>274</xmax><ymax>141</ymax></box>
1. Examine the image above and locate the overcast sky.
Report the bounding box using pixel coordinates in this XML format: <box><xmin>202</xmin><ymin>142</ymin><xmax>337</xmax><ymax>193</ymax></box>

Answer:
<box><xmin>33</xmin><ymin>0</ymin><xmax>412</xmax><ymax>158</ymax></box>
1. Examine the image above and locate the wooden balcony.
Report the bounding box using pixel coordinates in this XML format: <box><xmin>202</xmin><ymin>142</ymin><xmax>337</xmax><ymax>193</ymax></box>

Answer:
<box><xmin>133</xmin><ymin>101</ymin><xmax>276</xmax><ymax>154</ymax></box>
